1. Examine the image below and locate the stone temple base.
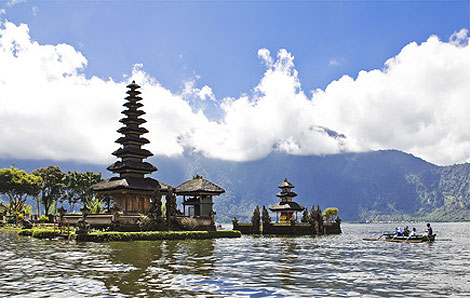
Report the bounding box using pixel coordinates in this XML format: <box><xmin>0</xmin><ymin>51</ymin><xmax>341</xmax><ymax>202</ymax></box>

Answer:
<box><xmin>64</xmin><ymin>215</ymin><xmax>215</xmax><ymax>232</ymax></box>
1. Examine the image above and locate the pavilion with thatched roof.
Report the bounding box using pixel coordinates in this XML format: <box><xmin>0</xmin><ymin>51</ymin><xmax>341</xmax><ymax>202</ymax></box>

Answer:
<box><xmin>175</xmin><ymin>175</ymin><xmax>225</xmax><ymax>218</ymax></box>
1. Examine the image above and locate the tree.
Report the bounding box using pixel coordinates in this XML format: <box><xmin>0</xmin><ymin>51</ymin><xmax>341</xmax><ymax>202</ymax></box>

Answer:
<box><xmin>251</xmin><ymin>205</ymin><xmax>260</xmax><ymax>227</ymax></box>
<box><xmin>301</xmin><ymin>208</ymin><xmax>309</xmax><ymax>223</ymax></box>
<box><xmin>85</xmin><ymin>195</ymin><xmax>104</xmax><ymax>214</ymax></box>
<box><xmin>32</xmin><ymin>166</ymin><xmax>66</xmax><ymax>217</ymax></box>
<box><xmin>262</xmin><ymin>205</ymin><xmax>271</xmax><ymax>224</ymax></box>
<box><xmin>62</xmin><ymin>171</ymin><xmax>103</xmax><ymax>212</ymax></box>
<box><xmin>323</xmin><ymin>207</ymin><xmax>339</xmax><ymax>223</ymax></box>
<box><xmin>308</xmin><ymin>204</ymin><xmax>316</xmax><ymax>224</ymax></box>
<box><xmin>0</xmin><ymin>167</ymin><xmax>43</xmax><ymax>215</ymax></box>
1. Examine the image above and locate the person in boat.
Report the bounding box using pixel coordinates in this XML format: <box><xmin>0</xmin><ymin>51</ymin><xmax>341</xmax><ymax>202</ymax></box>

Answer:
<box><xmin>423</xmin><ymin>223</ymin><xmax>433</xmax><ymax>237</ymax></box>
<box><xmin>403</xmin><ymin>226</ymin><xmax>410</xmax><ymax>237</ymax></box>
<box><xmin>392</xmin><ymin>227</ymin><xmax>403</xmax><ymax>240</ymax></box>
<box><xmin>407</xmin><ymin>227</ymin><xmax>417</xmax><ymax>240</ymax></box>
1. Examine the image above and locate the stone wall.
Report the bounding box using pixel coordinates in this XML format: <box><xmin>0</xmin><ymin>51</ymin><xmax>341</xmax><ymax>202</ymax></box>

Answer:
<box><xmin>233</xmin><ymin>219</ymin><xmax>341</xmax><ymax>236</ymax></box>
<box><xmin>232</xmin><ymin>222</ymin><xmax>260</xmax><ymax>234</ymax></box>
<box><xmin>65</xmin><ymin>214</ymin><xmax>216</xmax><ymax>232</ymax></box>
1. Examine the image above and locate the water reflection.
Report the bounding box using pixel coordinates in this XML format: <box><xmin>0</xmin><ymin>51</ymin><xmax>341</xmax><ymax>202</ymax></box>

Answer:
<box><xmin>1</xmin><ymin>223</ymin><xmax>470</xmax><ymax>297</ymax></box>
<box><xmin>95</xmin><ymin>239</ymin><xmax>217</xmax><ymax>296</ymax></box>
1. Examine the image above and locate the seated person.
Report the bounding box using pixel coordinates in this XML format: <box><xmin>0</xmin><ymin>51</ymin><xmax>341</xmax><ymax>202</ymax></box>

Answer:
<box><xmin>392</xmin><ymin>227</ymin><xmax>403</xmax><ymax>239</ymax></box>
<box><xmin>407</xmin><ymin>227</ymin><xmax>417</xmax><ymax>240</ymax></box>
<box><xmin>423</xmin><ymin>223</ymin><xmax>433</xmax><ymax>237</ymax></box>
<box><xmin>403</xmin><ymin>226</ymin><xmax>410</xmax><ymax>237</ymax></box>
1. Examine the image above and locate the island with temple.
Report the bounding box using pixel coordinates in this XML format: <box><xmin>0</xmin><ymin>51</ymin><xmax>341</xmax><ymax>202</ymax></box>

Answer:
<box><xmin>2</xmin><ymin>81</ymin><xmax>338</xmax><ymax>241</ymax></box>
<box><xmin>232</xmin><ymin>178</ymin><xmax>341</xmax><ymax>235</ymax></box>
<box><xmin>60</xmin><ymin>81</ymin><xmax>227</xmax><ymax>234</ymax></box>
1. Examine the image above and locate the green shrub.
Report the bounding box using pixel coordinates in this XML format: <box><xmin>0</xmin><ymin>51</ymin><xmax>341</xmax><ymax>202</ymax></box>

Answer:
<box><xmin>17</xmin><ymin>228</ymin><xmax>61</xmax><ymax>238</ymax></box>
<box><xmin>323</xmin><ymin>207</ymin><xmax>339</xmax><ymax>223</ymax></box>
<box><xmin>32</xmin><ymin>229</ymin><xmax>61</xmax><ymax>238</ymax></box>
<box><xmin>17</xmin><ymin>229</ymin><xmax>34</xmax><ymax>236</ymax></box>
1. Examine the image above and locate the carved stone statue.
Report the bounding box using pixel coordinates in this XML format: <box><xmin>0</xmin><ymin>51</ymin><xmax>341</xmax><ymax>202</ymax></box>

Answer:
<box><xmin>150</xmin><ymin>189</ymin><xmax>163</xmax><ymax>224</ymax></box>
<box><xmin>21</xmin><ymin>217</ymin><xmax>33</xmax><ymax>229</ymax></box>
<box><xmin>57</xmin><ymin>206</ymin><xmax>68</xmax><ymax>233</ymax></box>
<box><xmin>166</xmin><ymin>188</ymin><xmax>178</xmax><ymax>227</ymax></box>
<box><xmin>76</xmin><ymin>206</ymin><xmax>90</xmax><ymax>235</ymax></box>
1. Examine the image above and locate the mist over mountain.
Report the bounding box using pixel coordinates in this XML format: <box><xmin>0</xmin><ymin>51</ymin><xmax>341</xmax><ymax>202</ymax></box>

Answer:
<box><xmin>2</xmin><ymin>150</ymin><xmax>469</xmax><ymax>222</ymax></box>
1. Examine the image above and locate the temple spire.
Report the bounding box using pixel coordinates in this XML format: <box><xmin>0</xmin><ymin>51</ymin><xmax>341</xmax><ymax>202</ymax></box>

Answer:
<box><xmin>107</xmin><ymin>81</ymin><xmax>157</xmax><ymax>178</ymax></box>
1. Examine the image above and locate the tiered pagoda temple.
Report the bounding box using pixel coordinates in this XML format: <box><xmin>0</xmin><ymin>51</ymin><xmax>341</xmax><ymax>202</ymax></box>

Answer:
<box><xmin>233</xmin><ymin>178</ymin><xmax>341</xmax><ymax>235</ymax></box>
<box><xmin>92</xmin><ymin>81</ymin><xmax>169</xmax><ymax>214</ymax></box>
<box><xmin>269</xmin><ymin>178</ymin><xmax>305</xmax><ymax>222</ymax></box>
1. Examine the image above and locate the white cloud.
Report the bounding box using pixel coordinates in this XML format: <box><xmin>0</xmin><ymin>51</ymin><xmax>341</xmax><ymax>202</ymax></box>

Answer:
<box><xmin>198</xmin><ymin>85</ymin><xmax>215</xmax><ymax>101</ymax></box>
<box><xmin>0</xmin><ymin>20</ymin><xmax>469</xmax><ymax>165</ymax></box>
<box><xmin>183</xmin><ymin>48</ymin><xmax>355</xmax><ymax>161</ymax></box>
<box><xmin>7</xmin><ymin>0</ymin><xmax>26</xmax><ymax>7</ymax></box>
<box><xmin>313</xmin><ymin>29</ymin><xmax>470</xmax><ymax>165</ymax></box>
<box><xmin>32</xmin><ymin>6</ymin><xmax>39</xmax><ymax>16</ymax></box>
<box><xmin>181</xmin><ymin>80</ymin><xmax>215</xmax><ymax>101</ymax></box>
<box><xmin>449</xmin><ymin>28</ymin><xmax>468</xmax><ymax>46</ymax></box>
<box><xmin>329</xmin><ymin>58</ymin><xmax>338</xmax><ymax>66</ymax></box>
<box><xmin>0</xmin><ymin>9</ymin><xmax>6</xmax><ymax>15</ymax></box>
<box><xmin>257</xmin><ymin>48</ymin><xmax>273</xmax><ymax>66</ymax></box>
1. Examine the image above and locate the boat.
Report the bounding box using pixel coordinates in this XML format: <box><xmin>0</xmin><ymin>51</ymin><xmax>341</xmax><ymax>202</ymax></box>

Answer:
<box><xmin>363</xmin><ymin>233</ymin><xmax>436</xmax><ymax>243</ymax></box>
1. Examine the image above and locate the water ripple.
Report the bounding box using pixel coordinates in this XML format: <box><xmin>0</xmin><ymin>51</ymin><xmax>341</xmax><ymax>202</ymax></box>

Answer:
<box><xmin>1</xmin><ymin>223</ymin><xmax>470</xmax><ymax>297</ymax></box>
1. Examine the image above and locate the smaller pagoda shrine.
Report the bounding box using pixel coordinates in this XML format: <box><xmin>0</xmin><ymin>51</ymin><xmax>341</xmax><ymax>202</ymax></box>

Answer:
<box><xmin>91</xmin><ymin>81</ymin><xmax>168</xmax><ymax>215</ymax></box>
<box><xmin>233</xmin><ymin>178</ymin><xmax>341</xmax><ymax>235</ymax></box>
<box><xmin>269</xmin><ymin>178</ymin><xmax>305</xmax><ymax>222</ymax></box>
<box><xmin>175</xmin><ymin>175</ymin><xmax>225</xmax><ymax>219</ymax></box>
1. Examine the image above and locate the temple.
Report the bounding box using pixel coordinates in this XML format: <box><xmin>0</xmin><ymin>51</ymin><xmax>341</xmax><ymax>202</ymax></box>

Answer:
<box><xmin>81</xmin><ymin>81</ymin><xmax>225</xmax><ymax>232</ymax></box>
<box><xmin>269</xmin><ymin>178</ymin><xmax>305</xmax><ymax>222</ymax></box>
<box><xmin>233</xmin><ymin>177</ymin><xmax>341</xmax><ymax>235</ymax></box>
<box><xmin>91</xmin><ymin>81</ymin><xmax>169</xmax><ymax>214</ymax></box>
<box><xmin>175</xmin><ymin>175</ymin><xmax>225</xmax><ymax>218</ymax></box>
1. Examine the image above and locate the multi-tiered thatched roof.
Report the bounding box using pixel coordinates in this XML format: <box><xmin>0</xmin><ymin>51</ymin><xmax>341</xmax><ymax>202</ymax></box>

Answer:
<box><xmin>92</xmin><ymin>81</ymin><xmax>166</xmax><ymax>194</ymax></box>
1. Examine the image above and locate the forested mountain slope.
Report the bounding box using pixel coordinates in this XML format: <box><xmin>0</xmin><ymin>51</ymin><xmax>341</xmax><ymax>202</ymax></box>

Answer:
<box><xmin>2</xmin><ymin>150</ymin><xmax>469</xmax><ymax>222</ymax></box>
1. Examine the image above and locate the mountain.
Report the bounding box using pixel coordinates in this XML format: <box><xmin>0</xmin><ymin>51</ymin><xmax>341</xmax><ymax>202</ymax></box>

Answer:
<box><xmin>2</xmin><ymin>150</ymin><xmax>469</xmax><ymax>222</ymax></box>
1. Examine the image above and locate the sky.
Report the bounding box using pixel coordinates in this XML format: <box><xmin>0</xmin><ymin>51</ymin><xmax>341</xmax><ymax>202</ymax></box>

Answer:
<box><xmin>0</xmin><ymin>0</ymin><xmax>469</xmax><ymax>166</ymax></box>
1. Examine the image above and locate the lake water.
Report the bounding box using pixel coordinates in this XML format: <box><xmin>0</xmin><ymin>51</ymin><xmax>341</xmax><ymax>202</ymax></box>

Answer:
<box><xmin>1</xmin><ymin>222</ymin><xmax>469</xmax><ymax>297</ymax></box>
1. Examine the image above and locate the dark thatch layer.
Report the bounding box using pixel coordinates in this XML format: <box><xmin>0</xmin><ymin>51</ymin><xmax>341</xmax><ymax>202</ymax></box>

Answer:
<box><xmin>91</xmin><ymin>177</ymin><xmax>173</xmax><ymax>194</ymax></box>
<box><xmin>175</xmin><ymin>177</ymin><xmax>225</xmax><ymax>195</ymax></box>
<box><xmin>107</xmin><ymin>161</ymin><xmax>157</xmax><ymax>174</ymax></box>
<box><xmin>276</xmin><ymin>191</ymin><xmax>297</xmax><ymax>198</ymax></box>
<box><xmin>112</xmin><ymin>147</ymin><xmax>153</xmax><ymax>158</ymax></box>
<box><xmin>122</xmin><ymin>109</ymin><xmax>145</xmax><ymax>117</ymax></box>
<box><xmin>120</xmin><ymin>117</ymin><xmax>146</xmax><ymax>125</ymax></box>
<box><xmin>123</xmin><ymin>102</ymin><xmax>143</xmax><ymax>109</ymax></box>
<box><xmin>269</xmin><ymin>201</ymin><xmax>305</xmax><ymax>212</ymax></box>
<box><xmin>91</xmin><ymin>176</ymin><xmax>160</xmax><ymax>192</ymax></box>
<box><xmin>115</xmin><ymin>135</ymin><xmax>150</xmax><ymax>145</ymax></box>
<box><xmin>278</xmin><ymin>178</ymin><xmax>295</xmax><ymax>189</ymax></box>
<box><xmin>117</xmin><ymin>126</ymin><xmax>149</xmax><ymax>135</ymax></box>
